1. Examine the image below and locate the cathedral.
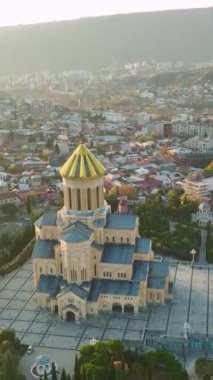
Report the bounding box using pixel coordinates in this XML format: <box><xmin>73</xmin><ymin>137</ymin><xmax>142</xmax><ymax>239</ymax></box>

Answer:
<box><xmin>32</xmin><ymin>142</ymin><xmax>171</xmax><ymax>320</ymax></box>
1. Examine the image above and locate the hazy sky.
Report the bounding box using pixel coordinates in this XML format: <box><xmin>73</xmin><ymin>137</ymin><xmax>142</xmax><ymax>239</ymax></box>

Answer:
<box><xmin>1</xmin><ymin>0</ymin><xmax>213</xmax><ymax>26</ymax></box>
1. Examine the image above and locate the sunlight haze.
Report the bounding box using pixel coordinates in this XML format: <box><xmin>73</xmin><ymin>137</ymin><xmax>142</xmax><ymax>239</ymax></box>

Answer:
<box><xmin>1</xmin><ymin>0</ymin><xmax>213</xmax><ymax>26</ymax></box>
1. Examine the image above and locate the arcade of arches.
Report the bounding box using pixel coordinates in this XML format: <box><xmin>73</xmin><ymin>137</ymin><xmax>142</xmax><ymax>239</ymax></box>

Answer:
<box><xmin>112</xmin><ymin>303</ymin><xmax>134</xmax><ymax>314</ymax></box>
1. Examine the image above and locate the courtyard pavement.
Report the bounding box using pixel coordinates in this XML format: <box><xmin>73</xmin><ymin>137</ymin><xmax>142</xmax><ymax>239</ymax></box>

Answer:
<box><xmin>0</xmin><ymin>259</ymin><xmax>211</xmax><ymax>352</ymax></box>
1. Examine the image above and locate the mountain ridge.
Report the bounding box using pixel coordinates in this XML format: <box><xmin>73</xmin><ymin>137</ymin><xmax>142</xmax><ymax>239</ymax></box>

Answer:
<box><xmin>0</xmin><ymin>7</ymin><xmax>213</xmax><ymax>76</ymax></box>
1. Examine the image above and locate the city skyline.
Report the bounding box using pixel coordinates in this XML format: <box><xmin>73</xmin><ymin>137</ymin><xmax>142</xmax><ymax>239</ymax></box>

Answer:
<box><xmin>1</xmin><ymin>0</ymin><xmax>213</xmax><ymax>26</ymax></box>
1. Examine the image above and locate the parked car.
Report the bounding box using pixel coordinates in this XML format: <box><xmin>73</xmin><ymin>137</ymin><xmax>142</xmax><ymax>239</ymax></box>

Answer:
<box><xmin>27</xmin><ymin>345</ymin><xmax>33</xmax><ymax>354</ymax></box>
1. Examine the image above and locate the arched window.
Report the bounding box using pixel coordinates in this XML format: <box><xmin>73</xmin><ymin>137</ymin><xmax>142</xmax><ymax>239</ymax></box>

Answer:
<box><xmin>77</xmin><ymin>189</ymin><xmax>81</xmax><ymax>210</ymax></box>
<box><xmin>87</xmin><ymin>188</ymin><xmax>91</xmax><ymax>210</ymax></box>
<box><xmin>127</xmin><ymin>237</ymin><xmax>129</xmax><ymax>243</ymax></box>
<box><xmin>68</xmin><ymin>188</ymin><xmax>72</xmax><ymax>209</ymax></box>
<box><xmin>96</xmin><ymin>186</ymin><xmax>100</xmax><ymax>208</ymax></box>
<box><xmin>40</xmin><ymin>267</ymin><xmax>42</xmax><ymax>273</ymax></box>
<box><xmin>121</xmin><ymin>237</ymin><xmax>123</xmax><ymax>243</ymax></box>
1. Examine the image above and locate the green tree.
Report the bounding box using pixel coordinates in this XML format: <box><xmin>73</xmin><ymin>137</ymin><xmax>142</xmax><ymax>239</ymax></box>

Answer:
<box><xmin>26</xmin><ymin>196</ymin><xmax>31</xmax><ymax>214</ymax></box>
<box><xmin>60</xmin><ymin>368</ymin><xmax>67</xmax><ymax>380</ymax></box>
<box><xmin>204</xmin><ymin>161</ymin><xmax>213</xmax><ymax>176</ymax></box>
<box><xmin>106</xmin><ymin>187</ymin><xmax>118</xmax><ymax>213</ymax></box>
<box><xmin>0</xmin><ymin>232</ymin><xmax>11</xmax><ymax>253</ymax></box>
<box><xmin>44</xmin><ymin>371</ymin><xmax>48</xmax><ymax>380</ymax></box>
<box><xmin>109</xmin><ymin>358</ymin><xmax>115</xmax><ymax>380</ymax></box>
<box><xmin>52</xmin><ymin>361</ymin><xmax>57</xmax><ymax>380</ymax></box>
<box><xmin>80</xmin><ymin>345</ymin><xmax>95</xmax><ymax>364</ymax></box>
<box><xmin>107</xmin><ymin>340</ymin><xmax>124</xmax><ymax>360</ymax></box>
<box><xmin>74</xmin><ymin>355</ymin><xmax>81</xmax><ymax>380</ymax></box>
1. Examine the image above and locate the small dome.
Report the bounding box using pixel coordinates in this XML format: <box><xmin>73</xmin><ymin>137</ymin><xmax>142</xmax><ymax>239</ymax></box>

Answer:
<box><xmin>60</xmin><ymin>143</ymin><xmax>105</xmax><ymax>180</ymax></box>
<box><xmin>35</xmin><ymin>355</ymin><xmax>51</xmax><ymax>366</ymax></box>
<box><xmin>199</xmin><ymin>202</ymin><xmax>210</xmax><ymax>211</ymax></box>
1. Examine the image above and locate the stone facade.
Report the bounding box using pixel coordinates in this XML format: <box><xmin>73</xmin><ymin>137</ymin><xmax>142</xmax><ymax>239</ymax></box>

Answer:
<box><xmin>32</xmin><ymin>143</ymin><xmax>171</xmax><ymax>321</ymax></box>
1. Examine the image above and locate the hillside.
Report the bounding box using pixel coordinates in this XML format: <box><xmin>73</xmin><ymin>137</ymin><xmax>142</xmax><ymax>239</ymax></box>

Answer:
<box><xmin>0</xmin><ymin>7</ymin><xmax>213</xmax><ymax>75</ymax></box>
<box><xmin>147</xmin><ymin>68</ymin><xmax>213</xmax><ymax>86</ymax></box>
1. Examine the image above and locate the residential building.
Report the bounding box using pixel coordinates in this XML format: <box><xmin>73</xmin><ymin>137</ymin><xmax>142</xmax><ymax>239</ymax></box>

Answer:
<box><xmin>183</xmin><ymin>176</ymin><xmax>210</xmax><ymax>199</ymax></box>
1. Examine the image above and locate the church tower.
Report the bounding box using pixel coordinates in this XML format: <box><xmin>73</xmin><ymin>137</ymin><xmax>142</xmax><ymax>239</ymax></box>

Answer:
<box><xmin>60</xmin><ymin>142</ymin><xmax>105</xmax><ymax>213</ymax></box>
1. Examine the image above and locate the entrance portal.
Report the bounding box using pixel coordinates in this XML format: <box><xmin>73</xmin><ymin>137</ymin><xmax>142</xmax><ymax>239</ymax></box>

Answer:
<box><xmin>66</xmin><ymin>310</ymin><xmax>75</xmax><ymax>320</ymax></box>
<box><xmin>124</xmin><ymin>304</ymin><xmax>134</xmax><ymax>313</ymax></box>
<box><xmin>54</xmin><ymin>305</ymin><xmax>58</xmax><ymax>313</ymax></box>
<box><xmin>112</xmin><ymin>303</ymin><xmax>122</xmax><ymax>313</ymax></box>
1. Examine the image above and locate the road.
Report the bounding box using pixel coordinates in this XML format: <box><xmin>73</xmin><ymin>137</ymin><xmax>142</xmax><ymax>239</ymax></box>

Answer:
<box><xmin>198</xmin><ymin>229</ymin><xmax>207</xmax><ymax>265</ymax></box>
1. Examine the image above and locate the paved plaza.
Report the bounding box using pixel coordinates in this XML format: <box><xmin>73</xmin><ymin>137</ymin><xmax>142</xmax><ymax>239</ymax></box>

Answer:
<box><xmin>0</xmin><ymin>259</ymin><xmax>212</xmax><ymax>352</ymax></box>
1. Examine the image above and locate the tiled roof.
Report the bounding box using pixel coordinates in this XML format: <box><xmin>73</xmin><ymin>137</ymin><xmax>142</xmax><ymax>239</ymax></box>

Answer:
<box><xmin>61</xmin><ymin>221</ymin><xmax>93</xmax><ymax>243</ymax></box>
<box><xmin>59</xmin><ymin>283</ymin><xmax>88</xmax><ymax>300</ymax></box>
<box><xmin>148</xmin><ymin>261</ymin><xmax>169</xmax><ymax>278</ymax></box>
<box><xmin>135</xmin><ymin>238</ymin><xmax>151</xmax><ymax>254</ymax></box>
<box><xmin>87</xmin><ymin>278</ymin><xmax>140</xmax><ymax>302</ymax></box>
<box><xmin>91</xmin><ymin>241</ymin><xmax>104</xmax><ymax>251</ymax></box>
<box><xmin>132</xmin><ymin>260</ymin><xmax>149</xmax><ymax>282</ymax></box>
<box><xmin>147</xmin><ymin>261</ymin><xmax>169</xmax><ymax>289</ymax></box>
<box><xmin>36</xmin><ymin>275</ymin><xmax>63</xmax><ymax>298</ymax></box>
<box><xmin>34</xmin><ymin>212</ymin><xmax>57</xmax><ymax>227</ymax></box>
<box><xmin>62</xmin><ymin>303</ymin><xmax>79</xmax><ymax>312</ymax></box>
<box><xmin>32</xmin><ymin>239</ymin><xmax>58</xmax><ymax>259</ymax></box>
<box><xmin>148</xmin><ymin>277</ymin><xmax>165</xmax><ymax>289</ymax></box>
<box><xmin>60</xmin><ymin>142</ymin><xmax>105</xmax><ymax>180</ymax></box>
<box><xmin>101</xmin><ymin>243</ymin><xmax>134</xmax><ymax>264</ymax></box>
<box><xmin>105</xmin><ymin>214</ymin><xmax>137</xmax><ymax>230</ymax></box>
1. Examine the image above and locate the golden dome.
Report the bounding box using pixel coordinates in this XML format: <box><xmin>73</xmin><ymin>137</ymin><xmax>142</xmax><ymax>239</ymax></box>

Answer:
<box><xmin>60</xmin><ymin>143</ymin><xmax>105</xmax><ymax>180</ymax></box>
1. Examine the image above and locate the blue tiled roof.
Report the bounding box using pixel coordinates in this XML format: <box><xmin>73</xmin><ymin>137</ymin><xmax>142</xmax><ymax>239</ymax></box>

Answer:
<box><xmin>101</xmin><ymin>243</ymin><xmax>134</xmax><ymax>264</ymax></box>
<box><xmin>147</xmin><ymin>261</ymin><xmax>169</xmax><ymax>289</ymax></box>
<box><xmin>87</xmin><ymin>279</ymin><xmax>140</xmax><ymax>302</ymax></box>
<box><xmin>74</xmin><ymin>221</ymin><xmax>93</xmax><ymax>235</ymax></box>
<box><xmin>105</xmin><ymin>214</ymin><xmax>137</xmax><ymax>230</ymax></box>
<box><xmin>62</xmin><ymin>229</ymin><xmax>90</xmax><ymax>243</ymax></box>
<box><xmin>148</xmin><ymin>277</ymin><xmax>165</xmax><ymax>289</ymax></box>
<box><xmin>132</xmin><ymin>260</ymin><xmax>149</xmax><ymax>281</ymax></box>
<box><xmin>32</xmin><ymin>239</ymin><xmax>58</xmax><ymax>259</ymax></box>
<box><xmin>93</xmin><ymin>219</ymin><xmax>105</xmax><ymax>228</ymax></box>
<box><xmin>41</xmin><ymin>212</ymin><xmax>57</xmax><ymax>226</ymax></box>
<box><xmin>81</xmin><ymin>280</ymin><xmax>91</xmax><ymax>289</ymax></box>
<box><xmin>149</xmin><ymin>261</ymin><xmax>169</xmax><ymax>278</ymax></box>
<box><xmin>91</xmin><ymin>241</ymin><xmax>104</xmax><ymax>251</ymax></box>
<box><xmin>61</xmin><ymin>221</ymin><xmax>93</xmax><ymax>243</ymax></box>
<box><xmin>62</xmin><ymin>303</ymin><xmax>79</xmax><ymax>312</ymax></box>
<box><xmin>37</xmin><ymin>275</ymin><xmax>63</xmax><ymax>298</ymax></box>
<box><xmin>135</xmin><ymin>238</ymin><xmax>151</xmax><ymax>254</ymax></box>
<box><xmin>59</xmin><ymin>283</ymin><xmax>88</xmax><ymax>299</ymax></box>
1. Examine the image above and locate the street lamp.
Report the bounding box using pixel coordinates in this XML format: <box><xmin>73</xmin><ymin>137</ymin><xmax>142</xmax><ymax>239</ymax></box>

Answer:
<box><xmin>190</xmin><ymin>248</ymin><xmax>196</xmax><ymax>265</ymax></box>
